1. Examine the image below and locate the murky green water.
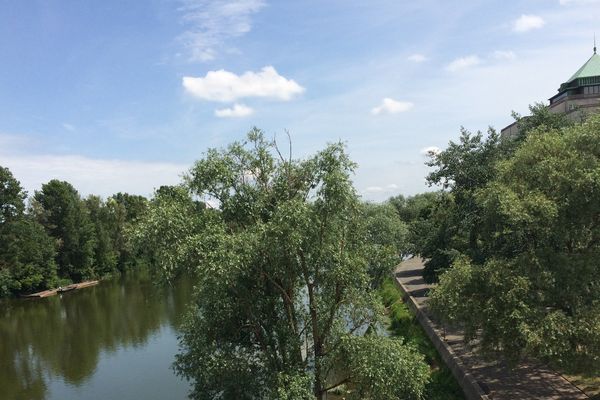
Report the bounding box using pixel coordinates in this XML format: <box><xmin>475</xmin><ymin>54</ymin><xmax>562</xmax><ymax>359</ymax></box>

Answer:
<box><xmin>0</xmin><ymin>271</ymin><xmax>193</xmax><ymax>400</ymax></box>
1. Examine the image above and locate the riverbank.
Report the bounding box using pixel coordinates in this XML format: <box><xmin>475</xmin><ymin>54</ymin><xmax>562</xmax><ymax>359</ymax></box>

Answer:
<box><xmin>22</xmin><ymin>280</ymin><xmax>100</xmax><ymax>298</ymax></box>
<box><xmin>380</xmin><ymin>278</ymin><xmax>465</xmax><ymax>400</ymax></box>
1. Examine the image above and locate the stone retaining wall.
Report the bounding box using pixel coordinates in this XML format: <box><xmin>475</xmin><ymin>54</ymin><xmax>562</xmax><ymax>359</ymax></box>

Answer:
<box><xmin>393</xmin><ymin>277</ymin><xmax>490</xmax><ymax>400</ymax></box>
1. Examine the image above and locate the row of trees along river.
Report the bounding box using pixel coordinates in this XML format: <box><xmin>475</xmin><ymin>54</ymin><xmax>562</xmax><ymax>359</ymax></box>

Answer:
<box><xmin>0</xmin><ymin>168</ymin><xmax>150</xmax><ymax>296</ymax></box>
<box><xmin>1</xmin><ymin>104</ymin><xmax>599</xmax><ymax>399</ymax></box>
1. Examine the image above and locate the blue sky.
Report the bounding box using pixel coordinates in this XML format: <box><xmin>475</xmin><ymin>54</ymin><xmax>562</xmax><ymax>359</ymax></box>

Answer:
<box><xmin>1</xmin><ymin>0</ymin><xmax>599</xmax><ymax>201</ymax></box>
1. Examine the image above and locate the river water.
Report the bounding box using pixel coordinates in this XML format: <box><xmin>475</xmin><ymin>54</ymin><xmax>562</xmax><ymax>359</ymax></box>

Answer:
<box><xmin>0</xmin><ymin>271</ymin><xmax>193</xmax><ymax>400</ymax></box>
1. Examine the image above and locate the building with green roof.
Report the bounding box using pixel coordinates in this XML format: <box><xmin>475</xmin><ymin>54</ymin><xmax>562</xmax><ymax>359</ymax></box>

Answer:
<box><xmin>502</xmin><ymin>46</ymin><xmax>600</xmax><ymax>137</ymax></box>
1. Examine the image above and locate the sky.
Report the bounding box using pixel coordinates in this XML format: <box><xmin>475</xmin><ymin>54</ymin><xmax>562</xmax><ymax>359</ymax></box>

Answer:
<box><xmin>1</xmin><ymin>0</ymin><xmax>600</xmax><ymax>201</ymax></box>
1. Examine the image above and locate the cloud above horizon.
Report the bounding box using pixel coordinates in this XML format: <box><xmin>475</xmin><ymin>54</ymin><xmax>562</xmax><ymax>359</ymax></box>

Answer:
<box><xmin>559</xmin><ymin>0</ymin><xmax>599</xmax><ymax>5</ymax></box>
<box><xmin>446</xmin><ymin>55</ymin><xmax>482</xmax><ymax>72</ymax></box>
<box><xmin>371</xmin><ymin>98</ymin><xmax>414</xmax><ymax>115</ymax></box>
<box><xmin>178</xmin><ymin>0</ymin><xmax>266</xmax><ymax>62</ymax></box>
<box><xmin>183</xmin><ymin>66</ymin><xmax>305</xmax><ymax>102</ymax></box>
<box><xmin>492</xmin><ymin>50</ymin><xmax>517</xmax><ymax>60</ymax></box>
<box><xmin>363</xmin><ymin>183</ymin><xmax>399</xmax><ymax>194</ymax></box>
<box><xmin>215</xmin><ymin>103</ymin><xmax>254</xmax><ymax>117</ymax></box>
<box><xmin>408</xmin><ymin>54</ymin><xmax>427</xmax><ymax>63</ymax></box>
<box><xmin>1</xmin><ymin>152</ymin><xmax>186</xmax><ymax>198</ymax></box>
<box><xmin>513</xmin><ymin>14</ymin><xmax>545</xmax><ymax>32</ymax></box>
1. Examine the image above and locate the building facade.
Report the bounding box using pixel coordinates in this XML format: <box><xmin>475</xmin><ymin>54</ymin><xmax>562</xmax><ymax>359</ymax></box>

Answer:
<box><xmin>501</xmin><ymin>48</ymin><xmax>600</xmax><ymax>137</ymax></box>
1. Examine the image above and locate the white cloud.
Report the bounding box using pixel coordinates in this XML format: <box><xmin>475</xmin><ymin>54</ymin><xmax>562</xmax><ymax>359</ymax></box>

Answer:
<box><xmin>559</xmin><ymin>0</ymin><xmax>599</xmax><ymax>5</ymax></box>
<box><xmin>408</xmin><ymin>54</ymin><xmax>427</xmax><ymax>63</ymax></box>
<box><xmin>363</xmin><ymin>183</ymin><xmax>399</xmax><ymax>194</ymax></box>
<box><xmin>215</xmin><ymin>103</ymin><xmax>254</xmax><ymax>117</ymax></box>
<box><xmin>420</xmin><ymin>146</ymin><xmax>441</xmax><ymax>157</ymax></box>
<box><xmin>448</xmin><ymin>52</ymin><xmax>513</xmax><ymax>71</ymax></box>
<box><xmin>513</xmin><ymin>15</ymin><xmax>545</xmax><ymax>32</ymax></box>
<box><xmin>446</xmin><ymin>55</ymin><xmax>482</xmax><ymax>72</ymax></box>
<box><xmin>371</xmin><ymin>98</ymin><xmax>414</xmax><ymax>115</ymax></box>
<box><xmin>492</xmin><ymin>50</ymin><xmax>516</xmax><ymax>60</ymax></box>
<box><xmin>178</xmin><ymin>0</ymin><xmax>266</xmax><ymax>62</ymax></box>
<box><xmin>183</xmin><ymin>66</ymin><xmax>305</xmax><ymax>102</ymax></box>
<box><xmin>0</xmin><ymin>152</ymin><xmax>186</xmax><ymax>198</ymax></box>
<box><xmin>62</xmin><ymin>123</ymin><xmax>76</xmax><ymax>132</ymax></box>
<box><xmin>0</xmin><ymin>133</ymin><xmax>34</xmax><ymax>151</ymax></box>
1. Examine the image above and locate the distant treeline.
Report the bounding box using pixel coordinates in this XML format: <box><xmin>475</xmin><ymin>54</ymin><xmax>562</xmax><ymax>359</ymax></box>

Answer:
<box><xmin>0</xmin><ymin>167</ymin><xmax>149</xmax><ymax>297</ymax></box>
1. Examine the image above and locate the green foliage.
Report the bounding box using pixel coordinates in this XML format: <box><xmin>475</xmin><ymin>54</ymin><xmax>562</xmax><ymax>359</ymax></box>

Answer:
<box><xmin>417</xmin><ymin>104</ymin><xmax>576</xmax><ymax>282</ymax></box>
<box><xmin>362</xmin><ymin>202</ymin><xmax>409</xmax><ymax>286</ymax></box>
<box><xmin>389</xmin><ymin>192</ymin><xmax>441</xmax><ymax>225</ymax></box>
<box><xmin>380</xmin><ymin>279</ymin><xmax>465</xmax><ymax>400</ymax></box>
<box><xmin>0</xmin><ymin>166</ymin><xmax>26</xmax><ymax>223</ymax></box>
<box><xmin>0</xmin><ymin>166</ymin><xmax>57</xmax><ymax>296</ymax></box>
<box><xmin>430</xmin><ymin>114</ymin><xmax>600</xmax><ymax>372</ymax></box>
<box><xmin>107</xmin><ymin>192</ymin><xmax>149</xmax><ymax>269</ymax></box>
<box><xmin>0</xmin><ymin>172</ymin><xmax>150</xmax><ymax>295</ymax></box>
<box><xmin>136</xmin><ymin>129</ymin><xmax>426</xmax><ymax>399</ymax></box>
<box><xmin>421</xmin><ymin>127</ymin><xmax>508</xmax><ymax>280</ymax></box>
<box><xmin>389</xmin><ymin>192</ymin><xmax>446</xmax><ymax>262</ymax></box>
<box><xmin>0</xmin><ymin>166</ymin><xmax>148</xmax><ymax>297</ymax></box>
<box><xmin>339</xmin><ymin>335</ymin><xmax>429</xmax><ymax>400</ymax></box>
<box><xmin>275</xmin><ymin>372</ymin><xmax>314</xmax><ymax>400</ymax></box>
<box><xmin>132</xmin><ymin>185</ymin><xmax>204</xmax><ymax>280</ymax></box>
<box><xmin>33</xmin><ymin>180</ymin><xmax>97</xmax><ymax>281</ymax></box>
<box><xmin>511</xmin><ymin>102</ymin><xmax>575</xmax><ymax>140</ymax></box>
<box><xmin>0</xmin><ymin>217</ymin><xmax>58</xmax><ymax>294</ymax></box>
<box><xmin>85</xmin><ymin>195</ymin><xmax>118</xmax><ymax>276</ymax></box>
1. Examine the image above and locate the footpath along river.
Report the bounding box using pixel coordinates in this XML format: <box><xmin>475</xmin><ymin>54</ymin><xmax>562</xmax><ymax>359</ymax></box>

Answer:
<box><xmin>0</xmin><ymin>270</ymin><xmax>193</xmax><ymax>400</ymax></box>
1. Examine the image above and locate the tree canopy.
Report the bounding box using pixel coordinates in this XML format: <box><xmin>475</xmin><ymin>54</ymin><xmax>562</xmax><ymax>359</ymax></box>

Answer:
<box><xmin>0</xmin><ymin>167</ymin><xmax>57</xmax><ymax>296</ymax></box>
<box><xmin>0</xmin><ymin>168</ymin><xmax>149</xmax><ymax>297</ymax></box>
<box><xmin>428</xmin><ymin>113</ymin><xmax>600</xmax><ymax>372</ymax></box>
<box><xmin>135</xmin><ymin>129</ymin><xmax>429</xmax><ymax>399</ymax></box>
<box><xmin>33</xmin><ymin>180</ymin><xmax>97</xmax><ymax>281</ymax></box>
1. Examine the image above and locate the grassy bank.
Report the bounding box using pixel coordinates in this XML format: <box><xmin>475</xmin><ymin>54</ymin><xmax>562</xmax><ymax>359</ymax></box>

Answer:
<box><xmin>379</xmin><ymin>278</ymin><xmax>465</xmax><ymax>400</ymax></box>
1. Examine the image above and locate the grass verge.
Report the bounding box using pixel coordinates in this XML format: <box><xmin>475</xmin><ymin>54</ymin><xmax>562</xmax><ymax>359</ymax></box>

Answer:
<box><xmin>379</xmin><ymin>278</ymin><xmax>465</xmax><ymax>400</ymax></box>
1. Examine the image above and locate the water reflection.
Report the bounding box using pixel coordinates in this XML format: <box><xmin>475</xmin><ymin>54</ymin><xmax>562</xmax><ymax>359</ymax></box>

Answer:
<box><xmin>0</xmin><ymin>270</ymin><xmax>192</xmax><ymax>400</ymax></box>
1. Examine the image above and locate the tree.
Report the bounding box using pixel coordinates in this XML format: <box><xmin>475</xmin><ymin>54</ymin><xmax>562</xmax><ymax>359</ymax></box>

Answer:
<box><xmin>389</xmin><ymin>192</ymin><xmax>444</xmax><ymax>258</ymax></box>
<box><xmin>106</xmin><ymin>192</ymin><xmax>148</xmax><ymax>270</ymax></box>
<box><xmin>418</xmin><ymin>127</ymin><xmax>508</xmax><ymax>280</ymax></box>
<box><xmin>136</xmin><ymin>129</ymin><xmax>428</xmax><ymax>399</ymax></box>
<box><xmin>0</xmin><ymin>166</ymin><xmax>26</xmax><ymax>223</ymax></box>
<box><xmin>362</xmin><ymin>202</ymin><xmax>409</xmax><ymax>286</ymax></box>
<box><xmin>419</xmin><ymin>104</ymin><xmax>576</xmax><ymax>282</ymax></box>
<box><xmin>429</xmin><ymin>115</ymin><xmax>600</xmax><ymax>372</ymax></box>
<box><xmin>0</xmin><ymin>166</ymin><xmax>57</xmax><ymax>296</ymax></box>
<box><xmin>33</xmin><ymin>180</ymin><xmax>96</xmax><ymax>281</ymax></box>
<box><xmin>86</xmin><ymin>196</ymin><xmax>118</xmax><ymax>276</ymax></box>
<box><xmin>389</xmin><ymin>192</ymin><xmax>439</xmax><ymax>225</ymax></box>
<box><xmin>0</xmin><ymin>217</ymin><xmax>58</xmax><ymax>295</ymax></box>
<box><xmin>511</xmin><ymin>102</ymin><xmax>575</xmax><ymax>141</ymax></box>
<box><xmin>132</xmin><ymin>185</ymin><xmax>203</xmax><ymax>278</ymax></box>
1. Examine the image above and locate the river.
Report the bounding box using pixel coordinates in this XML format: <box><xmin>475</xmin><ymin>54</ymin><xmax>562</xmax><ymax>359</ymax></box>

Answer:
<box><xmin>0</xmin><ymin>270</ymin><xmax>193</xmax><ymax>400</ymax></box>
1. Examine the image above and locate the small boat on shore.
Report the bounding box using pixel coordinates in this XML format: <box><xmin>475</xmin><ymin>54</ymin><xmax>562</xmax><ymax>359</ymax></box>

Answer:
<box><xmin>22</xmin><ymin>280</ymin><xmax>100</xmax><ymax>298</ymax></box>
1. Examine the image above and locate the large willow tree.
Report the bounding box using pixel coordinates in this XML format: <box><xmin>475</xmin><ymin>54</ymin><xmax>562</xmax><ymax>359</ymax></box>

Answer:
<box><xmin>135</xmin><ymin>130</ymin><xmax>428</xmax><ymax>399</ymax></box>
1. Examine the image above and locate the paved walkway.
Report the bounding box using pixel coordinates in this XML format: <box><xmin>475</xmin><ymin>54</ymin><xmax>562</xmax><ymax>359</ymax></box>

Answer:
<box><xmin>395</xmin><ymin>257</ymin><xmax>589</xmax><ymax>400</ymax></box>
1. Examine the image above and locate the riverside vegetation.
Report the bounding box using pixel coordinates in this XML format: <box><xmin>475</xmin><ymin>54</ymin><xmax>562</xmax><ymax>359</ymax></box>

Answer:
<box><xmin>2</xmin><ymin>104</ymin><xmax>599</xmax><ymax>399</ymax></box>
<box><xmin>396</xmin><ymin>106</ymin><xmax>600</xmax><ymax>394</ymax></box>
<box><xmin>133</xmin><ymin>130</ymin><xmax>432</xmax><ymax>399</ymax></box>
<box><xmin>0</xmin><ymin>168</ymin><xmax>149</xmax><ymax>297</ymax></box>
